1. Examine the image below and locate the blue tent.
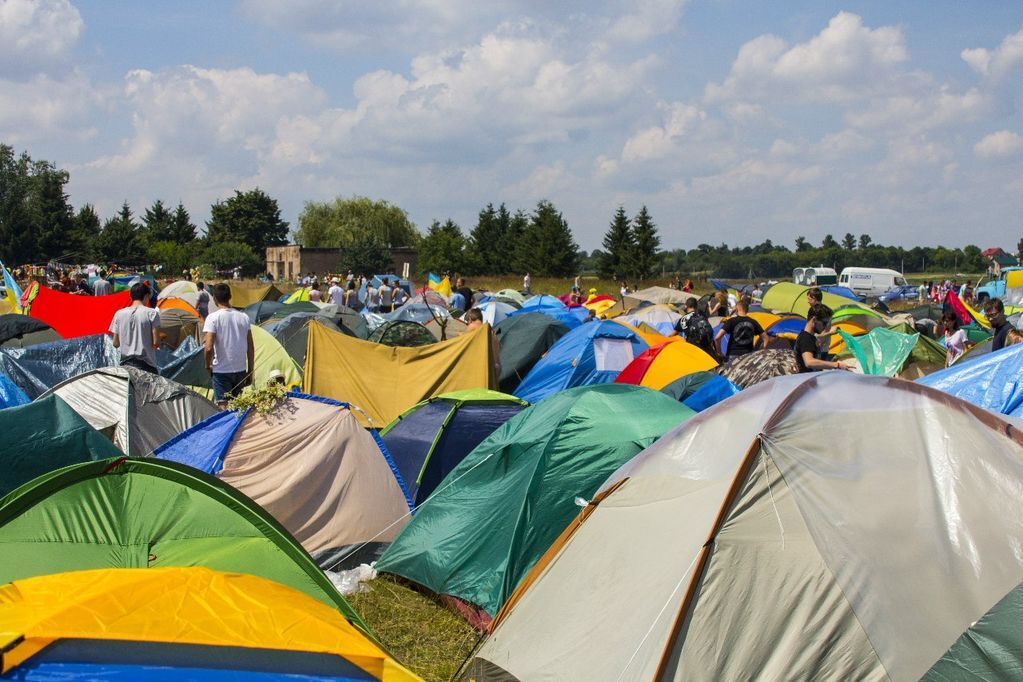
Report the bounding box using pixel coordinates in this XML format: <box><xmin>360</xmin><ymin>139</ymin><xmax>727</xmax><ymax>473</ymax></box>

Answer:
<box><xmin>380</xmin><ymin>390</ymin><xmax>527</xmax><ymax>507</ymax></box>
<box><xmin>0</xmin><ymin>374</ymin><xmax>29</xmax><ymax>409</ymax></box>
<box><xmin>514</xmin><ymin>320</ymin><xmax>648</xmax><ymax>403</ymax></box>
<box><xmin>820</xmin><ymin>285</ymin><xmax>864</xmax><ymax>302</ymax></box>
<box><xmin>917</xmin><ymin>344</ymin><xmax>1023</xmax><ymax>417</ymax></box>
<box><xmin>508</xmin><ymin>296</ymin><xmax>584</xmax><ymax>330</ymax></box>
<box><xmin>682</xmin><ymin>374</ymin><xmax>741</xmax><ymax>412</ymax></box>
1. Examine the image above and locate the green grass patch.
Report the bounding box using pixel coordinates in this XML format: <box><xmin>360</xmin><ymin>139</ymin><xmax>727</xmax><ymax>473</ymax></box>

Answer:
<box><xmin>349</xmin><ymin>576</ymin><xmax>481</xmax><ymax>681</ymax></box>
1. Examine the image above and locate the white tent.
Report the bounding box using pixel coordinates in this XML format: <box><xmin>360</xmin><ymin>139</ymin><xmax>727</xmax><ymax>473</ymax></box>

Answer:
<box><xmin>41</xmin><ymin>367</ymin><xmax>219</xmax><ymax>457</ymax></box>
<box><xmin>157</xmin><ymin>280</ymin><xmax>200</xmax><ymax>308</ymax></box>
<box><xmin>469</xmin><ymin>372</ymin><xmax>1023</xmax><ymax>681</ymax></box>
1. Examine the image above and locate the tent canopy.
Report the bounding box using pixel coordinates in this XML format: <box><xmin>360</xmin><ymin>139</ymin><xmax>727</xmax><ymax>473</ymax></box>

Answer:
<box><xmin>262</xmin><ymin>311</ymin><xmax>346</xmax><ymax>365</ymax></box>
<box><xmin>470</xmin><ymin>373</ymin><xmax>1023</xmax><ymax>681</ymax></box>
<box><xmin>0</xmin><ymin>314</ymin><xmax>59</xmax><ymax>348</ymax></box>
<box><xmin>368</xmin><ymin>320</ymin><xmax>436</xmax><ymax>347</ymax></box>
<box><xmin>223</xmin><ymin>283</ymin><xmax>284</xmax><ymax>308</ymax></box>
<box><xmin>761</xmin><ymin>282</ymin><xmax>875</xmax><ymax>319</ymax></box>
<box><xmin>0</xmin><ymin>567</ymin><xmax>416</xmax><ymax>681</ymax></box>
<box><xmin>493</xmin><ymin>313</ymin><xmax>570</xmax><ymax>394</ymax></box>
<box><xmin>305</xmin><ymin>321</ymin><xmax>496</xmax><ymax>426</ymax></box>
<box><xmin>0</xmin><ymin>334</ymin><xmax>118</xmax><ymax>399</ymax></box>
<box><xmin>0</xmin><ymin>456</ymin><xmax>366</xmax><ymax>626</ymax></box>
<box><xmin>377</xmin><ymin>384</ymin><xmax>693</xmax><ymax>620</ymax></box>
<box><xmin>615</xmin><ymin>340</ymin><xmax>718</xmax><ymax>390</ymax></box>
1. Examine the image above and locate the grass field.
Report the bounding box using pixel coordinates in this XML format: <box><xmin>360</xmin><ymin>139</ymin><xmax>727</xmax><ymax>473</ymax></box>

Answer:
<box><xmin>348</xmin><ymin>577</ymin><xmax>480</xmax><ymax>681</ymax></box>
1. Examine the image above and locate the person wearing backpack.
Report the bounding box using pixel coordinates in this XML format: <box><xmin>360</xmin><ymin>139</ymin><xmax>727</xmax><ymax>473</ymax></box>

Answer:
<box><xmin>715</xmin><ymin>297</ymin><xmax>765</xmax><ymax>360</ymax></box>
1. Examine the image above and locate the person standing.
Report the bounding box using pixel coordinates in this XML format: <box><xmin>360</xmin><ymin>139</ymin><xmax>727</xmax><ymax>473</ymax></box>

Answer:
<box><xmin>674</xmin><ymin>298</ymin><xmax>719</xmax><ymax>361</ymax></box>
<box><xmin>92</xmin><ymin>270</ymin><xmax>112</xmax><ymax>296</ymax></box>
<box><xmin>714</xmin><ymin>298</ymin><xmax>766</xmax><ymax>360</ymax></box>
<box><xmin>941</xmin><ymin>311</ymin><xmax>967</xmax><ymax>366</ymax></box>
<box><xmin>523</xmin><ymin>272</ymin><xmax>531</xmax><ymax>294</ymax></box>
<box><xmin>308</xmin><ymin>283</ymin><xmax>322</xmax><ymax>302</ymax></box>
<box><xmin>986</xmin><ymin>298</ymin><xmax>1012</xmax><ymax>351</ymax></box>
<box><xmin>195</xmin><ymin>282</ymin><xmax>210</xmax><ymax>318</ymax></box>
<box><xmin>328</xmin><ymin>278</ymin><xmax>345</xmax><ymax>306</ymax></box>
<box><xmin>391</xmin><ymin>279</ymin><xmax>407</xmax><ymax>308</ymax></box>
<box><xmin>379</xmin><ymin>278</ymin><xmax>393</xmax><ymax>312</ymax></box>
<box><xmin>454</xmin><ymin>277</ymin><xmax>473</xmax><ymax>308</ymax></box>
<box><xmin>109</xmin><ymin>283</ymin><xmax>161</xmax><ymax>373</ymax></box>
<box><xmin>203</xmin><ymin>284</ymin><xmax>254</xmax><ymax>406</ymax></box>
<box><xmin>366</xmin><ymin>281</ymin><xmax>379</xmax><ymax>313</ymax></box>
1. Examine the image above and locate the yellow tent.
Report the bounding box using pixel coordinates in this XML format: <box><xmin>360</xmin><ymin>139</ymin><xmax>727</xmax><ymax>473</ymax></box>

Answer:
<box><xmin>305</xmin><ymin>321</ymin><xmax>496</xmax><ymax>426</ymax></box>
<box><xmin>227</xmin><ymin>283</ymin><xmax>284</xmax><ymax>308</ymax></box>
<box><xmin>0</xmin><ymin>566</ymin><xmax>419</xmax><ymax>680</ymax></box>
<box><xmin>285</xmin><ymin>287</ymin><xmax>312</xmax><ymax>303</ymax></box>
<box><xmin>615</xmin><ymin>339</ymin><xmax>718</xmax><ymax>390</ymax></box>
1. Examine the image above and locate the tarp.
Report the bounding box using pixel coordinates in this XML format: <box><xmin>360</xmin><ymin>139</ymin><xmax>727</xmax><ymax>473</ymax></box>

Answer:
<box><xmin>0</xmin><ymin>395</ymin><xmax>120</xmax><ymax>497</ymax></box>
<box><xmin>471</xmin><ymin>373</ymin><xmax>1023</xmax><ymax>681</ymax></box>
<box><xmin>513</xmin><ymin>320</ymin><xmax>649</xmax><ymax>403</ymax></box>
<box><xmin>839</xmin><ymin>327</ymin><xmax>919</xmax><ymax>376</ymax></box>
<box><xmin>0</xmin><ymin>567</ymin><xmax>417</xmax><ymax>680</ymax></box>
<box><xmin>0</xmin><ymin>374</ymin><xmax>29</xmax><ymax>409</ymax></box>
<box><xmin>0</xmin><ymin>334</ymin><xmax>118</xmax><ymax>399</ymax></box>
<box><xmin>924</xmin><ymin>581</ymin><xmax>1023</xmax><ymax>681</ymax></box>
<box><xmin>377</xmin><ymin>384</ymin><xmax>694</xmax><ymax>620</ymax></box>
<box><xmin>305</xmin><ymin>321</ymin><xmax>496</xmax><ymax>426</ymax></box>
<box><xmin>918</xmin><ymin>343</ymin><xmax>1023</xmax><ymax>417</ymax></box>
<box><xmin>493</xmin><ymin>313</ymin><xmax>570</xmax><ymax>394</ymax></box>
<box><xmin>26</xmin><ymin>285</ymin><xmax>131</xmax><ymax>338</ymax></box>
<box><xmin>0</xmin><ymin>457</ymin><xmax>364</xmax><ymax>626</ymax></box>
<box><xmin>380</xmin><ymin>390</ymin><xmax>527</xmax><ymax>507</ymax></box>
<box><xmin>41</xmin><ymin>367</ymin><xmax>219</xmax><ymax>457</ymax></box>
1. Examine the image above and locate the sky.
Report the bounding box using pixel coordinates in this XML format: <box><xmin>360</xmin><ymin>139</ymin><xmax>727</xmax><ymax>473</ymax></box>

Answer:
<box><xmin>1</xmin><ymin>0</ymin><xmax>1021</xmax><ymax>252</ymax></box>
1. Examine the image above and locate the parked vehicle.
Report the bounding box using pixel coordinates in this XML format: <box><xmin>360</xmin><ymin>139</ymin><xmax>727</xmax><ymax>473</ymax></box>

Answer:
<box><xmin>793</xmin><ymin>267</ymin><xmax>838</xmax><ymax>287</ymax></box>
<box><xmin>838</xmin><ymin>267</ymin><xmax>908</xmax><ymax>298</ymax></box>
<box><xmin>975</xmin><ymin>266</ymin><xmax>1023</xmax><ymax>303</ymax></box>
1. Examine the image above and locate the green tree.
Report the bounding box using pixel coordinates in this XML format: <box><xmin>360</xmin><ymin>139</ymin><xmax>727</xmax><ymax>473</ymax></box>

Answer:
<box><xmin>518</xmin><ymin>200</ymin><xmax>580</xmax><ymax>277</ymax></box>
<box><xmin>70</xmin><ymin>204</ymin><xmax>101</xmax><ymax>260</ymax></box>
<box><xmin>500</xmin><ymin>207</ymin><xmax>527</xmax><ymax>274</ymax></box>
<box><xmin>141</xmin><ymin>200</ymin><xmax>174</xmax><ymax>243</ymax></box>
<box><xmin>842</xmin><ymin>233</ymin><xmax>856</xmax><ymax>251</ymax></box>
<box><xmin>199</xmin><ymin>240</ymin><xmax>264</xmax><ymax>276</ymax></box>
<box><xmin>30</xmin><ymin>161</ymin><xmax>74</xmax><ymax>262</ymax></box>
<box><xmin>295</xmin><ymin>196</ymin><xmax>419</xmax><ymax>248</ymax></box>
<box><xmin>468</xmin><ymin>203</ymin><xmax>507</xmax><ymax>274</ymax></box>
<box><xmin>95</xmin><ymin>202</ymin><xmax>146</xmax><ymax>264</ymax></box>
<box><xmin>170</xmin><ymin>203</ymin><xmax>197</xmax><ymax>242</ymax></box>
<box><xmin>0</xmin><ymin>145</ymin><xmax>75</xmax><ymax>263</ymax></box>
<box><xmin>338</xmin><ymin>235</ymin><xmax>392</xmax><ymax>275</ymax></box>
<box><xmin>596</xmin><ymin>206</ymin><xmax>634</xmax><ymax>280</ymax></box>
<box><xmin>858</xmin><ymin>234</ymin><xmax>873</xmax><ymax>250</ymax></box>
<box><xmin>822</xmin><ymin>234</ymin><xmax>838</xmax><ymax>249</ymax></box>
<box><xmin>206</xmin><ymin>188</ymin><xmax>289</xmax><ymax>253</ymax></box>
<box><xmin>795</xmin><ymin>236</ymin><xmax>810</xmax><ymax>252</ymax></box>
<box><xmin>418</xmin><ymin>219</ymin><xmax>469</xmax><ymax>275</ymax></box>
<box><xmin>148</xmin><ymin>240</ymin><xmax>203</xmax><ymax>276</ymax></box>
<box><xmin>629</xmin><ymin>205</ymin><xmax>660</xmax><ymax>282</ymax></box>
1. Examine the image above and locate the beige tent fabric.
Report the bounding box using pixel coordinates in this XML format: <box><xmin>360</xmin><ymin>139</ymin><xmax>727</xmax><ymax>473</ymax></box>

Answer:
<box><xmin>305</xmin><ymin>321</ymin><xmax>496</xmax><ymax>426</ymax></box>
<box><xmin>471</xmin><ymin>373</ymin><xmax>1023</xmax><ymax>681</ymax></box>
<box><xmin>217</xmin><ymin>397</ymin><xmax>410</xmax><ymax>557</ymax></box>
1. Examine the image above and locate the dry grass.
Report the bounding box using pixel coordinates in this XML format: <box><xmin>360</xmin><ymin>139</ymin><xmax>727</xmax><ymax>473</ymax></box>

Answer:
<box><xmin>348</xmin><ymin>576</ymin><xmax>481</xmax><ymax>681</ymax></box>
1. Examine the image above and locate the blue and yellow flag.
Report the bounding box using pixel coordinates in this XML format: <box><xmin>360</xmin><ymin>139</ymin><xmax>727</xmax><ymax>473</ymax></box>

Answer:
<box><xmin>427</xmin><ymin>273</ymin><xmax>452</xmax><ymax>299</ymax></box>
<box><xmin>0</xmin><ymin>260</ymin><xmax>22</xmax><ymax>313</ymax></box>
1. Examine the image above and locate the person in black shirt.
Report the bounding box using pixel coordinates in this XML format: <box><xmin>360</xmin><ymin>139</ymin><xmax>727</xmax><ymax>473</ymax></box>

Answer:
<box><xmin>675</xmin><ymin>297</ymin><xmax>720</xmax><ymax>361</ymax></box>
<box><xmin>454</xmin><ymin>277</ymin><xmax>473</xmax><ymax>310</ymax></box>
<box><xmin>796</xmin><ymin>303</ymin><xmax>846</xmax><ymax>372</ymax></box>
<box><xmin>715</xmin><ymin>298</ymin><xmax>765</xmax><ymax>360</ymax></box>
<box><xmin>985</xmin><ymin>298</ymin><xmax>1012</xmax><ymax>351</ymax></box>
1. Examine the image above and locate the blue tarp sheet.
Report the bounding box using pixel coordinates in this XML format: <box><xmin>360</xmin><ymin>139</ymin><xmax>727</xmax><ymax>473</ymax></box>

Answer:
<box><xmin>154</xmin><ymin>410</ymin><xmax>245</xmax><ymax>474</ymax></box>
<box><xmin>918</xmin><ymin>343</ymin><xmax>1023</xmax><ymax>417</ymax></box>
<box><xmin>0</xmin><ymin>334</ymin><xmax>118</xmax><ymax>399</ymax></box>
<box><xmin>682</xmin><ymin>375</ymin><xmax>741</xmax><ymax>412</ymax></box>
<box><xmin>0</xmin><ymin>374</ymin><xmax>29</xmax><ymax>409</ymax></box>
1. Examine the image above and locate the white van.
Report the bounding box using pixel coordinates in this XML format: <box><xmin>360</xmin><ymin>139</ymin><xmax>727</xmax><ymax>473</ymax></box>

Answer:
<box><xmin>793</xmin><ymin>266</ymin><xmax>838</xmax><ymax>287</ymax></box>
<box><xmin>838</xmin><ymin>267</ymin><xmax>908</xmax><ymax>297</ymax></box>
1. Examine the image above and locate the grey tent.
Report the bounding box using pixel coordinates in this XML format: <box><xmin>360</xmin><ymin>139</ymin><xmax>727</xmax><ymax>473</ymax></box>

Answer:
<box><xmin>0</xmin><ymin>314</ymin><xmax>61</xmax><ymax>348</ymax></box>
<box><xmin>262</xmin><ymin>312</ymin><xmax>347</xmax><ymax>366</ymax></box>
<box><xmin>493</xmin><ymin>313</ymin><xmax>570</xmax><ymax>393</ymax></box>
<box><xmin>41</xmin><ymin>367</ymin><xmax>219</xmax><ymax>457</ymax></box>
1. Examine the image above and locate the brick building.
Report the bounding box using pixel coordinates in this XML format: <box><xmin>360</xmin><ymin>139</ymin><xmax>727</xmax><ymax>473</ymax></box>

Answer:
<box><xmin>266</xmin><ymin>245</ymin><xmax>418</xmax><ymax>283</ymax></box>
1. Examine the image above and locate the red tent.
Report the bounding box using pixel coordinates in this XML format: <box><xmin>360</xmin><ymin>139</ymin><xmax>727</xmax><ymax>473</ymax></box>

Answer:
<box><xmin>27</xmin><ymin>285</ymin><xmax>131</xmax><ymax>338</ymax></box>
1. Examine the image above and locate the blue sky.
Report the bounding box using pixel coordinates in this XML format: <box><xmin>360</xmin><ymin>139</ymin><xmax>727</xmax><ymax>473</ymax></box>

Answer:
<box><xmin>2</xmin><ymin>0</ymin><xmax>1021</xmax><ymax>251</ymax></box>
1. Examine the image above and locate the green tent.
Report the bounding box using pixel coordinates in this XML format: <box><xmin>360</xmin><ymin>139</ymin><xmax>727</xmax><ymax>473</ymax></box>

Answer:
<box><xmin>377</xmin><ymin>383</ymin><xmax>694</xmax><ymax>619</ymax></box>
<box><xmin>0</xmin><ymin>395</ymin><xmax>121</xmax><ymax>497</ymax></box>
<box><xmin>0</xmin><ymin>457</ymin><xmax>368</xmax><ymax>632</ymax></box>
<box><xmin>493</xmin><ymin>312</ymin><xmax>570</xmax><ymax>393</ymax></box>
<box><xmin>762</xmin><ymin>282</ymin><xmax>878</xmax><ymax>320</ymax></box>
<box><xmin>368</xmin><ymin>320</ymin><xmax>436</xmax><ymax>347</ymax></box>
<box><xmin>924</xmin><ymin>582</ymin><xmax>1023</xmax><ymax>680</ymax></box>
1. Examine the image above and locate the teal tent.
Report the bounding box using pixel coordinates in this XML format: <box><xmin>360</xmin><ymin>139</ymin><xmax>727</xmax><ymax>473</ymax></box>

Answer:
<box><xmin>0</xmin><ymin>395</ymin><xmax>121</xmax><ymax>496</ymax></box>
<box><xmin>377</xmin><ymin>383</ymin><xmax>693</xmax><ymax>621</ymax></box>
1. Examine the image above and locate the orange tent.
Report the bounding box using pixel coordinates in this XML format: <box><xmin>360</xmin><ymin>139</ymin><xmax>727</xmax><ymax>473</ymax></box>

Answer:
<box><xmin>615</xmin><ymin>341</ymin><xmax>718</xmax><ymax>390</ymax></box>
<box><xmin>157</xmin><ymin>296</ymin><xmax>202</xmax><ymax>318</ymax></box>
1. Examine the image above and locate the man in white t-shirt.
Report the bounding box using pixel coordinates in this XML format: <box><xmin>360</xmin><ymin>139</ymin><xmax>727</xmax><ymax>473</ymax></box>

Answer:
<box><xmin>378</xmin><ymin>279</ymin><xmax>393</xmax><ymax>312</ymax></box>
<box><xmin>109</xmin><ymin>283</ymin><xmax>161</xmax><ymax>372</ymax></box>
<box><xmin>328</xmin><ymin>278</ymin><xmax>345</xmax><ymax>306</ymax></box>
<box><xmin>202</xmin><ymin>283</ymin><xmax>254</xmax><ymax>405</ymax></box>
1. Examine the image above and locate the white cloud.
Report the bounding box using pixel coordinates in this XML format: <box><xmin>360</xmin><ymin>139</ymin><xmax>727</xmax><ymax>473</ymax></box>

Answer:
<box><xmin>606</xmin><ymin>0</ymin><xmax>687</xmax><ymax>43</ymax></box>
<box><xmin>974</xmin><ymin>130</ymin><xmax>1023</xmax><ymax>159</ymax></box>
<box><xmin>706</xmin><ymin>12</ymin><xmax>908</xmax><ymax>105</ymax></box>
<box><xmin>0</xmin><ymin>0</ymin><xmax>83</xmax><ymax>78</ymax></box>
<box><xmin>961</xmin><ymin>27</ymin><xmax>1023</xmax><ymax>81</ymax></box>
<box><xmin>621</xmin><ymin>103</ymin><xmax>707</xmax><ymax>163</ymax></box>
<box><xmin>0</xmin><ymin>72</ymin><xmax>104</xmax><ymax>145</ymax></box>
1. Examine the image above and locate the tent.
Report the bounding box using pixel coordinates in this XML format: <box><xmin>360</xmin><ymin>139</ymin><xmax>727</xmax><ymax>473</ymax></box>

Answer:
<box><xmin>761</xmin><ymin>281</ymin><xmax>875</xmax><ymax>319</ymax></box>
<box><xmin>616</xmin><ymin>303</ymin><xmax>683</xmax><ymax>335</ymax></box>
<box><xmin>380</xmin><ymin>390</ymin><xmax>527</xmax><ymax>507</ymax></box>
<box><xmin>0</xmin><ymin>314</ymin><xmax>60</xmax><ymax>348</ymax></box>
<box><xmin>25</xmin><ymin>285</ymin><xmax>131</xmax><ymax>338</ymax></box>
<box><xmin>156</xmin><ymin>392</ymin><xmax>411</xmax><ymax>566</ymax></box>
<box><xmin>615</xmin><ymin>340</ymin><xmax>718</xmax><ymax>390</ymax></box>
<box><xmin>0</xmin><ymin>394</ymin><xmax>121</xmax><ymax>496</ymax></box>
<box><xmin>263</xmin><ymin>312</ymin><xmax>347</xmax><ymax>365</ymax></box>
<box><xmin>245</xmin><ymin>300</ymin><xmax>321</xmax><ymax>324</ymax></box>
<box><xmin>0</xmin><ymin>457</ymin><xmax>363</xmax><ymax>623</ymax></box>
<box><xmin>368</xmin><ymin>320</ymin><xmax>437</xmax><ymax>347</ymax></box>
<box><xmin>508</xmin><ymin>295</ymin><xmax>585</xmax><ymax>329</ymax></box>
<box><xmin>40</xmin><ymin>367</ymin><xmax>219</xmax><ymax>457</ymax></box>
<box><xmin>0</xmin><ymin>567</ymin><xmax>416</xmax><ymax>681</ymax></box>
<box><xmin>156</xmin><ymin>295</ymin><xmax>202</xmax><ymax>319</ymax></box>
<box><xmin>660</xmin><ymin>369</ymin><xmax>720</xmax><ymax>401</ymax></box>
<box><xmin>918</xmin><ymin>343</ymin><xmax>1023</xmax><ymax>417</ymax></box>
<box><xmin>923</xmin><ymin>581</ymin><xmax>1023</xmax><ymax>680</ymax></box>
<box><xmin>492</xmin><ymin>289</ymin><xmax>526</xmax><ymax>306</ymax></box>
<box><xmin>157</xmin><ymin>305</ymin><xmax>201</xmax><ymax>349</ymax></box>
<box><xmin>469</xmin><ymin>373</ymin><xmax>1023</xmax><ymax>681</ymax></box>
<box><xmin>377</xmin><ymin>384</ymin><xmax>693</xmax><ymax>623</ymax></box>
<box><xmin>513</xmin><ymin>320</ymin><xmax>648</xmax><ymax>403</ymax></box>
<box><xmin>716</xmin><ymin>347</ymin><xmax>800</xmax><ymax>389</ymax></box>
<box><xmin>157</xmin><ymin>280</ymin><xmax>199</xmax><ymax>308</ymax></box>
<box><xmin>224</xmin><ymin>282</ymin><xmax>284</xmax><ymax>308</ymax></box>
<box><xmin>305</xmin><ymin>321</ymin><xmax>496</xmax><ymax>426</ymax></box>
<box><xmin>424</xmin><ymin>314</ymin><xmax>469</xmax><ymax>341</ymax></box>
<box><xmin>0</xmin><ymin>374</ymin><xmax>29</xmax><ymax>409</ymax></box>
<box><xmin>493</xmin><ymin>313</ymin><xmax>570</xmax><ymax>394</ymax></box>
<box><xmin>475</xmin><ymin>300</ymin><xmax>517</xmax><ymax>326</ymax></box>
<box><xmin>680</xmin><ymin>373</ymin><xmax>741</xmax><ymax>412</ymax></box>
<box><xmin>0</xmin><ymin>333</ymin><xmax>117</xmax><ymax>399</ymax></box>
<box><xmin>613</xmin><ymin>286</ymin><xmax>696</xmax><ymax>315</ymax></box>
